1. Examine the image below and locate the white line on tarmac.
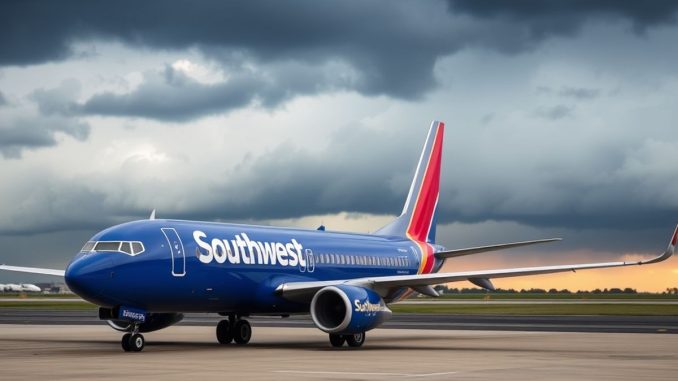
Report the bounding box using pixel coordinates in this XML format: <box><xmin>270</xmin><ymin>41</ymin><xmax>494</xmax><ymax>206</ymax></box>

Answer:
<box><xmin>273</xmin><ymin>370</ymin><xmax>458</xmax><ymax>377</ymax></box>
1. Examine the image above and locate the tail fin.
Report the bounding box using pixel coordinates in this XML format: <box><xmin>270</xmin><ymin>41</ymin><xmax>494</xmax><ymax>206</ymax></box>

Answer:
<box><xmin>376</xmin><ymin>120</ymin><xmax>444</xmax><ymax>243</ymax></box>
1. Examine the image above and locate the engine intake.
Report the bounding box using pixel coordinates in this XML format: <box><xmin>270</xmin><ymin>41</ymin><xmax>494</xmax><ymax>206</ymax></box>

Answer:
<box><xmin>310</xmin><ymin>285</ymin><xmax>391</xmax><ymax>334</ymax></box>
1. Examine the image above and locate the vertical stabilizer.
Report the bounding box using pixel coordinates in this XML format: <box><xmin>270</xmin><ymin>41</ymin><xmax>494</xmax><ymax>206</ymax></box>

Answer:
<box><xmin>376</xmin><ymin>120</ymin><xmax>444</xmax><ymax>244</ymax></box>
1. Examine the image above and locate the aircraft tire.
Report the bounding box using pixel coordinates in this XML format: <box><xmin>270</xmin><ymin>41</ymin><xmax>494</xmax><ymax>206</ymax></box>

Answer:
<box><xmin>129</xmin><ymin>333</ymin><xmax>145</xmax><ymax>352</ymax></box>
<box><xmin>216</xmin><ymin>319</ymin><xmax>233</xmax><ymax>344</ymax></box>
<box><xmin>345</xmin><ymin>332</ymin><xmax>366</xmax><ymax>347</ymax></box>
<box><xmin>121</xmin><ymin>333</ymin><xmax>132</xmax><ymax>352</ymax></box>
<box><xmin>232</xmin><ymin>319</ymin><xmax>252</xmax><ymax>345</ymax></box>
<box><xmin>329</xmin><ymin>333</ymin><xmax>345</xmax><ymax>347</ymax></box>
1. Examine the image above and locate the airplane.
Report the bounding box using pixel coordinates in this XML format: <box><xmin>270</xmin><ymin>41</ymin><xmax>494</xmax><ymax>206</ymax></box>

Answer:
<box><xmin>1</xmin><ymin>283</ymin><xmax>41</xmax><ymax>292</ymax></box>
<box><xmin>1</xmin><ymin>120</ymin><xmax>675</xmax><ymax>352</ymax></box>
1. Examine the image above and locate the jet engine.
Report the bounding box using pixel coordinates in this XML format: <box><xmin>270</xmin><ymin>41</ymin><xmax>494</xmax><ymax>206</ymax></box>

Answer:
<box><xmin>310</xmin><ymin>285</ymin><xmax>392</xmax><ymax>334</ymax></box>
<box><xmin>99</xmin><ymin>307</ymin><xmax>183</xmax><ymax>333</ymax></box>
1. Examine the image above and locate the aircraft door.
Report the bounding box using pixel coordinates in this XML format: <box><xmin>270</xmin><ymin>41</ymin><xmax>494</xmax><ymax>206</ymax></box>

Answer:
<box><xmin>306</xmin><ymin>249</ymin><xmax>315</xmax><ymax>273</ymax></box>
<box><xmin>161</xmin><ymin>228</ymin><xmax>186</xmax><ymax>277</ymax></box>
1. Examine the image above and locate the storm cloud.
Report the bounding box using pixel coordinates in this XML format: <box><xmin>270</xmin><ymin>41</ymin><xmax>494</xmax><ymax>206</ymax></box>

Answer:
<box><xmin>80</xmin><ymin>62</ymin><xmax>356</xmax><ymax>121</ymax></box>
<box><xmin>0</xmin><ymin>115</ymin><xmax>89</xmax><ymax>158</ymax></box>
<box><xmin>3</xmin><ymin>1</ymin><xmax>677</xmax><ymax>123</ymax></box>
<box><xmin>448</xmin><ymin>0</ymin><xmax>678</xmax><ymax>35</ymax></box>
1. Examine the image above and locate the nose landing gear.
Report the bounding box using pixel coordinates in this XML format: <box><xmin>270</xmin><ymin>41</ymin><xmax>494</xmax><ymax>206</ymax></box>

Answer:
<box><xmin>216</xmin><ymin>315</ymin><xmax>252</xmax><ymax>345</ymax></box>
<box><xmin>121</xmin><ymin>323</ymin><xmax>145</xmax><ymax>352</ymax></box>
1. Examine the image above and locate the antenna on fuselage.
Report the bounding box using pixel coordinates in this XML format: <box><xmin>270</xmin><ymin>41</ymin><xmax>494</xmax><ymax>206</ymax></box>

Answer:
<box><xmin>149</xmin><ymin>209</ymin><xmax>156</xmax><ymax>220</ymax></box>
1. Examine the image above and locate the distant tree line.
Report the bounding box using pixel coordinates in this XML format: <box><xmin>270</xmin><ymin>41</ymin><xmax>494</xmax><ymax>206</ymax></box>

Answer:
<box><xmin>432</xmin><ymin>285</ymin><xmax>678</xmax><ymax>295</ymax></box>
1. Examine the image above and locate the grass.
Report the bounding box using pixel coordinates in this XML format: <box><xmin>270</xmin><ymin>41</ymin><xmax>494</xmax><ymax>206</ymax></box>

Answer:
<box><xmin>0</xmin><ymin>301</ymin><xmax>95</xmax><ymax>310</ymax></box>
<box><xmin>0</xmin><ymin>293</ymin><xmax>80</xmax><ymax>298</ymax></box>
<box><xmin>428</xmin><ymin>293</ymin><xmax>678</xmax><ymax>300</ymax></box>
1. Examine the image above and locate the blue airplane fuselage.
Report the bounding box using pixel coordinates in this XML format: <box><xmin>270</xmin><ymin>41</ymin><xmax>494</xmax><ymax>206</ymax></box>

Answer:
<box><xmin>65</xmin><ymin>219</ymin><xmax>442</xmax><ymax>313</ymax></box>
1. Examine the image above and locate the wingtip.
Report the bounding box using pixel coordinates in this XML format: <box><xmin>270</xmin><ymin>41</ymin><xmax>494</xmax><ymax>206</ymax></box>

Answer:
<box><xmin>641</xmin><ymin>225</ymin><xmax>677</xmax><ymax>265</ymax></box>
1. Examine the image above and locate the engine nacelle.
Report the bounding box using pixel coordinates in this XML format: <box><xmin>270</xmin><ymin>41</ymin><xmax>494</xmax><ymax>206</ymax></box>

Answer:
<box><xmin>99</xmin><ymin>307</ymin><xmax>183</xmax><ymax>333</ymax></box>
<box><xmin>310</xmin><ymin>285</ymin><xmax>392</xmax><ymax>334</ymax></box>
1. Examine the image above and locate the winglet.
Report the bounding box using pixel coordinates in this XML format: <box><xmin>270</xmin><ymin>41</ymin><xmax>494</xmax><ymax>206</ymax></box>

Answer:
<box><xmin>149</xmin><ymin>209</ymin><xmax>156</xmax><ymax>220</ymax></box>
<box><xmin>638</xmin><ymin>224</ymin><xmax>677</xmax><ymax>265</ymax></box>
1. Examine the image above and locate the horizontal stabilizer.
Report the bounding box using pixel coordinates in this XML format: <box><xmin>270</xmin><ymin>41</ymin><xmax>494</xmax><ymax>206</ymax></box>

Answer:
<box><xmin>435</xmin><ymin>238</ymin><xmax>561</xmax><ymax>259</ymax></box>
<box><xmin>0</xmin><ymin>264</ymin><xmax>65</xmax><ymax>277</ymax></box>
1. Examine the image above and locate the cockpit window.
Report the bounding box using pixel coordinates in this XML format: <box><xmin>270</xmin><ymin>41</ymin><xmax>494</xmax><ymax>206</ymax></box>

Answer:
<box><xmin>81</xmin><ymin>241</ymin><xmax>95</xmax><ymax>252</ymax></box>
<box><xmin>95</xmin><ymin>241</ymin><xmax>121</xmax><ymax>251</ymax></box>
<box><xmin>85</xmin><ymin>241</ymin><xmax>145</xmax><ymax>256</ymax></box>
<box><xmin>120</xmin><ymin>242</ymin><xmax>132</xmax><ymax>255</ymax></box>
<box><xmin>131</xmin><ymin>242</ymin><xmax>144</xmax><ymax>255</ymax></box>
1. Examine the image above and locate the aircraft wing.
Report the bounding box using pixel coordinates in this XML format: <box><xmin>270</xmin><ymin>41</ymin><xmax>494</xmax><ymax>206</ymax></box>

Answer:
<box><xmin>277</xmin><ymin>225</ymin><xmax>677</xmax><ymax>302</ymax></box>
<box><xmin>0</xmin><ymin>264</ymin><xmax>65</xmax><ymax>277</ymax></box>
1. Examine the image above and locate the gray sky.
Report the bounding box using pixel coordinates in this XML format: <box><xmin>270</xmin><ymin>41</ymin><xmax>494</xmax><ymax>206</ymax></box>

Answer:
<box><xmin>1</xmin><ymin>1</ymin><xmax>678</xmax><ymax>286</ymax></box>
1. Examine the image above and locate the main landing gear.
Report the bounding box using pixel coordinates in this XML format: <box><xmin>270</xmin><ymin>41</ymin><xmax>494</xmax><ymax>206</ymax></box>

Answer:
<box><xmin>329</xmin><ymin>332</ymin><xmax>366</xmax><ymax>348</ymax></box>
<box><xmin>121</xmin><ymin>323</ymin><xmax>145</xmax><ymax>352</ymax></box>
<box><xmin>216</xmin><ymin>315</ymin><xmax>252</xmax><ymax>345</ymax></box>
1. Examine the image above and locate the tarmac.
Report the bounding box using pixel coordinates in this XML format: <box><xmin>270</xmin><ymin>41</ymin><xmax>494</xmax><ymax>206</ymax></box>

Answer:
<box><xmin>0</xmin><ymin>325</ymin><xmax>676</xmax><ymax>380</ymax></box>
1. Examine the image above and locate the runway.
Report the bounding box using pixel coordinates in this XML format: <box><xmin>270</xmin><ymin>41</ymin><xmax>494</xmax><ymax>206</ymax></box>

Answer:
<box><xmin>0</xmin><ymin>325</ymin><xmax>676</xmax><ymax>380</ymax></box>
<box><xmin>1</xmin><ymin>308</ymin><xmax>677</xmax><ymax>333</ymax></box>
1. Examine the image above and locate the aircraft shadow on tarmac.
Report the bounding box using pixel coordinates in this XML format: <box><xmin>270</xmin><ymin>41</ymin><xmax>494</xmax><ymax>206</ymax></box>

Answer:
<box><xmin>1</xmin><ymin>333</ymin><xmax>597</xmax><ymax>355</ymax></box>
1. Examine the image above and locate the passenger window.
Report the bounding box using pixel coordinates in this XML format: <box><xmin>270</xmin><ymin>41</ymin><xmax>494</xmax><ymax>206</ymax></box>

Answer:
<box><xmin>120</xmin><ymin>242</ymin><xmax>132</xmax><ymax>254</ymax></box>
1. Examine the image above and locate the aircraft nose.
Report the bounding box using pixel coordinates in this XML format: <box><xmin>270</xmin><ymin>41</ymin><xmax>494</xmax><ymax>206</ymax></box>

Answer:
<box><xmin>65</xmin><ymin>255</ymin><xmax>113</xmax><ymax>305</ymax></box>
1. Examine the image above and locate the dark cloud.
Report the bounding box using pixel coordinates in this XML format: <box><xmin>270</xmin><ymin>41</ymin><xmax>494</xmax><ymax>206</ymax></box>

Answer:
<box><xmin>0</xmin><ymin>116</ymin><xmax>89</xmax><ymax>158</ymax></box>
<box><xmin>156</xmin><ymin>125</ymin><xmax>678</xmax><ymax>233</ymax></box>
<box><xmin>558</xmin><ymin>87</ymin><xmax>601</xmax><ymax>100</ymax></box>
<box><xmin>80</xmin><ymin>63</ymin><xmax>350</xmax><ymax>121</ymax></box>
<box><xmin>536</xmin><ymin>105</ymin><xmax>573</xmax><ymax>120</ymax></box>
<box><xmin>173</xmin><ymin>126</ymin><xmax>415</xmax><ymax>222</ymax></box>
<box><xmin>448</xmin><ymin>0</ymin><xmax>678</xmax><ymax>37</ymax></box>
<box><xmin>4</xmin><ymin>0</ymin><xmax>675</xmax><ymax>123</ymax></box>
<box><xmin>29</xmin><ymin>79</ymin><xmax>81</xmax><ymax>116</ymax></box>
<box><xmin>0</xmin><ymin>1</ymin><xmax>455</xmax><ymax>100</ymax></box>
<box><xmin>0</xmin><ymin>91</ymin><xmax>6</xmax><ymax>106</ymax></box>
<box><xmin>537</xmin><ymin>86</ymin><xmax>601</xmax><ymax>100</ymax></box>
<box><xmin>0</xmin><ymin>80</ymin><xmax>89</xmax><ymax>158</ymax></box>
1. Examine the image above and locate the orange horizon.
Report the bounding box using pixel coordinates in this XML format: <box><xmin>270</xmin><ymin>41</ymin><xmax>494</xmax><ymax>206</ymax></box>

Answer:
<box><xmin>440</xmin><ymin>255</ymin><xmax>678</xmax><ymax>293</ymax></box>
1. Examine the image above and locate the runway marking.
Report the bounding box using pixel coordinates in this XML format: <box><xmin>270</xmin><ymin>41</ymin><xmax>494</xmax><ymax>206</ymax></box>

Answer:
<box><xmin>273</xmin><ymin>370</ymin><xmax>458</xmax><ymax>378</ymax></box>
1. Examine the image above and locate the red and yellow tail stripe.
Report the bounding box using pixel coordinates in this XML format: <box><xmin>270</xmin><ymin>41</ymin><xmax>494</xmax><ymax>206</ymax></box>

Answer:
<box><xmin>406</xmin><ymin>121</ymin><xmax>444</xmax><ymax>274</ymax></box>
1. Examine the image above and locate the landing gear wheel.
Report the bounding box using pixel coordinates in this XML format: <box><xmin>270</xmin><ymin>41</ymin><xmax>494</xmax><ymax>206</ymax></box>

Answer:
<box><xmin>216</xmin><ymin>319</ymin><xmax>233</xmax><ymax>344</ymax></box>
<box><xmin>128</xmin><ymin>333</ymin><xmax>145</xmax><ymax>352</ymax></box>
<box><xmin>121</xmin><ymin>333</ymin><xmax>132</xmax><ymax>351</ymax></box>
<box><xmin>329</xmin><ymin>333</ymin><xmax>346</xmax><ymax>347</ymax></box>
<box><xmin>232</xmin><ymin>319</ymin><xmax>252</xmax><ymax>344</ymax></box>
<box><xmin>345</xmin><ymin>332</ymin><xmax>366</xmax><ymax>347</ymax></box>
